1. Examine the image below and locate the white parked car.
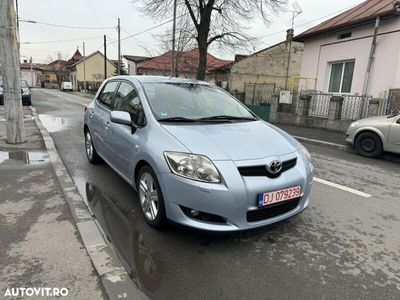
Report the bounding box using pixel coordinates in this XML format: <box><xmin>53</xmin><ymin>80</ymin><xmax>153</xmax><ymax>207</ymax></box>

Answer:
<box><xmin>346</xmin><ymin>114</ymin><xmax>400</xmax><ymax>157</ymax></box>
<box><xmin>61</xmin><ymin>82</ymin><xmax>73</xmax><ymax>92</ymax></box>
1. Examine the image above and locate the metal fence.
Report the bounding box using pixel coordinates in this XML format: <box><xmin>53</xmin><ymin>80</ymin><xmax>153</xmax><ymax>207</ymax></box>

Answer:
<box><xmin>307</xmin><ymin>93</ymin><xmax>372</xmax><ymax>120</ymax></box>
<box><xmin>308</xmin><ymin>93</ymin><xmax>331</xmax><ymax>118</ymax></box>
<box><xmin>244</xmin><ymin>83</ymin><xmax>276</xmax><ymax>105</ymax></box>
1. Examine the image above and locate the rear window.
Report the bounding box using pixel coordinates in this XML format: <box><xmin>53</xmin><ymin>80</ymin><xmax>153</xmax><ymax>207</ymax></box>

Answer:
<box><xmin>20</xmin><ymin>80</ymin><xmax>29</xmax><ymax>88</ymax></box>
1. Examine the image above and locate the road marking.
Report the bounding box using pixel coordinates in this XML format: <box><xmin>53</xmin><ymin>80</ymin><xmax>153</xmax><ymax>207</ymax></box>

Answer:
<box><xmin>314</xmin><ymin>177</ymin><xmax>372</xmax><ymax>198</ymax></box>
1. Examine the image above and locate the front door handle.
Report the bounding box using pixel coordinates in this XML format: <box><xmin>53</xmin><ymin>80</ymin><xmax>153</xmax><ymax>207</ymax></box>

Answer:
<box><xmin>104</xmin><ymin>121</ymin><xmax>110</xmax><ymax>130</ymax></box>
<box><xmin>89</xmin><ymin>112</ymin><xmax>95</xmax><ymax>119</ymax></box>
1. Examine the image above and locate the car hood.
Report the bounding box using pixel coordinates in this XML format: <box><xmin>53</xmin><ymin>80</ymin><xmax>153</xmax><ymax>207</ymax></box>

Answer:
<box><xmin>354</xmin><ymin>115</ymin><xmax>395</xmax><ymax>125</ymax></box>
<box><xmin>161</xmin><ymin>121</ymin><xmax>299</xmax><ymax>161</ymax></box>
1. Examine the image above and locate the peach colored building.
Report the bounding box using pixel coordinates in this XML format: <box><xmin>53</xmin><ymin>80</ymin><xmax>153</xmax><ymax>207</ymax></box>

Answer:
<box><xmin>294</xmin><ymin>0</ymin><xmax>400</xmax><ymax>99</ymax></box>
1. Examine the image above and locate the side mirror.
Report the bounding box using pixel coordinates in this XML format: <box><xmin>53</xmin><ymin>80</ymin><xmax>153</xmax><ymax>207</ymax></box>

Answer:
<box><xmin>397</xmin><ymin>118</ymin><xmax>400</xmax><ymax>124</ymax></box>
<box><xmin>110</xmin><ymin>111</ymin><xmax>131</xmax><ymax>126</ymax></box>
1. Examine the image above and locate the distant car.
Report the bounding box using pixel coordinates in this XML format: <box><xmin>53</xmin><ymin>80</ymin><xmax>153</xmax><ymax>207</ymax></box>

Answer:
<box><xmin>83</xmin><ymin>76</ymin><xmax>313</xmax><ymax>231</ymax></box>
<box><xmin>346</xmin><ymin>114</ymin><xmax>400</xmax><ymax>157</ymax></box>
<box><xmin>61</xmin><ymin>82</ymin><xmax>73</xmax><ymax>92</ymax></box>
<box><xmin>0</xmin><ymin>79</ymin><xmax>31</xmax><ymax>106</ymax></box>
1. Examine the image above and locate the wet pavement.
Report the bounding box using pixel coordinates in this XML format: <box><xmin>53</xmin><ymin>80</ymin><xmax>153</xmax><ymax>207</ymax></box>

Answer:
<box><xmin>31</xmin><ymin>89</ymin><xmax>400</xmax><ymax>299</ymax></box>
<box><xmin>0</xmin><ymin>150</ymin><xmax>49</xmax><ymax>165</ymax></box>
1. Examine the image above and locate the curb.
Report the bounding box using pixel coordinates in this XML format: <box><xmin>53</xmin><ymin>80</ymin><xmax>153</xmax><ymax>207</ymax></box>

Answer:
<box><xmin>30</xmin><ymin>107</ymin><xmax>145</xmax><ymax>300</ymax></box>
<box><xmin>292</xmin><ymin>135</ymin><xmax>354</xmax><ymax>153</ymax></box>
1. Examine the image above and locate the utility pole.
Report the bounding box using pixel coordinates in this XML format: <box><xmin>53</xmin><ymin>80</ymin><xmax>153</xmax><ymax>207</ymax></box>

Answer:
<box><xmin>117</xmin><ymin>18</ymin><xmax>121</xmax><ymax>75</ymax></box>
<box><xmin>171</xmin><ymin>0</ymin><xmax>177</xmax><ymax>77</ymax></box>
<box><xmin>360</xmin><ymin>16</ymin><xmax>380</xmax><ymax>119</ymax></box>
<box><xmin>83</xmin><ymin>42</ymin><xmax>86</xmax><ymax>92</ymax></box>
<box><xmin>104</xmin><ymin>35</ymin><xmax>107</xmax><ymax>80</ymax></box>
<box><xmin>15</xmin><ymin>0</ymin><xmax>20</xmax><ymax>59</ymax></box>
<box><xmin>30</xmin><ymin>56</ymin><xmax>33</xmax><ymax>86</ymax></box>
<box><xmin>0</xmin><ymin>0</ymin><xmax>26</xmax><ymax>143</ymax></box>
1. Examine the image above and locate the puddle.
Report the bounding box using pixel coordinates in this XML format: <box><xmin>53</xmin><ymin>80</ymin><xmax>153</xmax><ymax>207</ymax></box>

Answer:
<box><xmin>0</xmin><ymin>150</ymin><xmax>49</xmax><ymax>164</ymax></box>
<box><xmin>0</xmin><ymin>115</ymin><xmax>34</xmax><ymax>122</ymax></box>
<box><xmin>83</xmin><ymin>182</ymin><xmax>165</xmax><ymax>294</ymax></box>
<box><xmin>38</xmin><ymin>114</ymin><xmax>68</xmax><ymax>133</ymax></box>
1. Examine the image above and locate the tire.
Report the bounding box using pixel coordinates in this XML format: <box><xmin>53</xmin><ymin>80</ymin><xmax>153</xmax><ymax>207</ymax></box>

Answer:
<box><xmin>137</xmin><ymin>165</ymin><xmax>167</xmax><ymax>229</ymax></box>
<box><xmin>355</xmin><ymin>131</ymin><xmax>383</xmax><ymax>158</ymax></box>
<box><xmin>84</xmin><ymin>129</ymin><xmax>102</xmax><ymax>164</ymax></box>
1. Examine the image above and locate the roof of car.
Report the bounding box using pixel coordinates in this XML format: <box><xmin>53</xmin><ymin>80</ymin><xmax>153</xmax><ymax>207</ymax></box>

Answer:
<box><xmin>112</xmin><ymin>75</ymin><xmax>210</xmax><ymax>85</ymax></box>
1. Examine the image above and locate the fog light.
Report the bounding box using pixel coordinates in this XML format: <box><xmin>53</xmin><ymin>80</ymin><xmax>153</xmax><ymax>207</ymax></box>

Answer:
<box><xmin>190</xmin><ymin>210</ymin><xmax>199</xmax><ymax>217</ymax></box>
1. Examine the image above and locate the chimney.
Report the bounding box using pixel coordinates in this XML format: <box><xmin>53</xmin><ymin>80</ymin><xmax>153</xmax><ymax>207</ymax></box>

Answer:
<box><xmin>286</xmin><ymin>28</ymin><xmax>294</xmax><ymax>42</ymax></box>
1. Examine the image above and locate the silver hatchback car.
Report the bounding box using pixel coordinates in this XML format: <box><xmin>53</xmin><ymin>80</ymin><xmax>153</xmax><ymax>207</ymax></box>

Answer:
<box><xmin>83</xmin><ymin>76</ymin><xmax>314</xmax><ymax>231</ymax></box>
<box><xmin>346</xmin><ymin>114</ymin><xmax>400</xmax><ymax>157</ymax></box>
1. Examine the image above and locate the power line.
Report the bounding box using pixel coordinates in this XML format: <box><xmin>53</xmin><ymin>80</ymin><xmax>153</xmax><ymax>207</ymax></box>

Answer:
<box><xmin>109</xmin><ymin>14</ymin><xmax>187</xmax><ymax>45</ymax></box>
<box><xmin>21</xmin><ymin>35</ymin><xmax>104</xmax><ymax>44</ymax></box>
<box><xmin>19</xmin><ymin>18</ymin><xmax>115</xmax><ymax>30</ymax></box>
<box><xmin>258</xmin><ymin>2</ymin><xmax>362</xmax><ymax>41</ymax></box>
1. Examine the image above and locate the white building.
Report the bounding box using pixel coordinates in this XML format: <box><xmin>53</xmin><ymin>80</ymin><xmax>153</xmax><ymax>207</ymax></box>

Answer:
<box><xmin>294</xmin><ymin>0</ymin><xmax>400</xmax><ymax>99</ymax></box>
<box><xmin>123</xmin><ymin>55</ymin><xmax>152</xmax><ymax>75</ymax></box>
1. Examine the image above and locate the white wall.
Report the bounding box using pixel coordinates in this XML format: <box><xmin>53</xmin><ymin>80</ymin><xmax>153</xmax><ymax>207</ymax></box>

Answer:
<box><xmin>299</xmin><ymin>17</ymin><xmax>400</xmax><ymax>98</ymax></box>
<box><xmin>126</xmin><ymin>60</ymin><xmax>137</xmax><ymax>75</ymax></box>
<box><xmin>21</xmin><ymin>69</ymin><xmax>40</xmax><ymax>87</ymax></box>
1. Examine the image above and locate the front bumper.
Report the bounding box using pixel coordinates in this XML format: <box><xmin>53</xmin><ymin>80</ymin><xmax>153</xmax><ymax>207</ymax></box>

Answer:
<box><xmin>345</xmin><ymin>129</ymin><xmax>356</xmax><ymax>146</ymax></box>
<box><xmin>158</xmin><ymin>152</ymin><xmax>313</xmax><ymax>231</ymax></box>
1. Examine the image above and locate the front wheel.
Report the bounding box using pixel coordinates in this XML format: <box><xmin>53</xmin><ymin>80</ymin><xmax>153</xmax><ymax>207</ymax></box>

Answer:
<box><xmin>137</xmin><ymin>166</ymin><xmax>167</xmax><ymax>229</ymax></box>
<box><xmin>84</xmin><ymin>129</ymin><xmax>102</xmax><ymax>164</ymax></box>
<box><xmin>355</xmin><ymin>132</ymin><xmax>383</xmax><ymax>158</ymax></box>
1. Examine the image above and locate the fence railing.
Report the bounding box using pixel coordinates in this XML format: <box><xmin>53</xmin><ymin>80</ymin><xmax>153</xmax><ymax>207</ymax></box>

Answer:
<box><xmin>244</xmin><ymin>83</ymin><xmax>276</xmax><ymax>105</ymax></box>
<box><xmin>309</xmin><ymin>93</ymin><xmax>331</xmax><ymax>118</ymax></box>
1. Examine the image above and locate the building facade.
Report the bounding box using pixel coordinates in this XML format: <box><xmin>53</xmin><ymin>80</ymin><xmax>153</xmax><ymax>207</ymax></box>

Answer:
<box><xmin>69</xmin><ymin>51</ymin><xmax>116</xmax><ymax>91</ymax></box>
<box><xmin>295</xmin><ymin>0</ymin><xmax>400</xmax><ymax>99</ymax></box>
<box><xmin>229</xmin><ymin>35</ymin><xmax>303</xmax><ymax>94</ymax></box>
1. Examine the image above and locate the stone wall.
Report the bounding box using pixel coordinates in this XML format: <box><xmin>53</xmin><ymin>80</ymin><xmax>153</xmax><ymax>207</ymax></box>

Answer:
<box><xmin>269</xmin><ymin>94</ymin><xmax>383</xmax><ymax>133</ymax></box>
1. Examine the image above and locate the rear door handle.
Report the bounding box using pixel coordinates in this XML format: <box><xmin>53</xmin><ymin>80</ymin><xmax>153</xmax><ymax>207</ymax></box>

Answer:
<box><xmin>89</xmin><ymin>112</ymin><xmax>95</xmax><ymax>119</ymax></box>
<box><xmin>104</xmin><ymin>121</ymin><xmax>110</xmax><ymax>129</ymax></box>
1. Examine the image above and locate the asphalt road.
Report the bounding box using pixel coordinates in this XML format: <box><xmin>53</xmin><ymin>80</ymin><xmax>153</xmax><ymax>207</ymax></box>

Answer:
<box><xmin>32</xmin><ymin>88</ymin><xmax>400</xmax><ymax>299</ymax></box>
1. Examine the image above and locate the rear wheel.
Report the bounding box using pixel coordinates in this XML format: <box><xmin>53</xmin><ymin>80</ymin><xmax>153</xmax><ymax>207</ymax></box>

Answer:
<box><xmin>84</xmin><ymin>129</ymin><xmax>102</xmax><ymax>164</ymax></box>
<box><xmin>355</xmin><ymin>132</ymin><xmax>383</xmax><ymax>158</ymax></box>
<box><xmin>137</xmin><ymin>166</ymin><xmax>167</xmax><ymax>229</ymax></box>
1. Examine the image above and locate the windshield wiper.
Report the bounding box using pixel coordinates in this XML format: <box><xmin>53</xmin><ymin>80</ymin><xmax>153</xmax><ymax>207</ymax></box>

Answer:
<box><xmin>158</xmin><ymin>116</ymin><xmax>197</xmax><ymax>122</ymax></box>
<box><xmin>197</xmin><ymin>115</ymin><xmax>257</xmax><ymax>121</ymax></box>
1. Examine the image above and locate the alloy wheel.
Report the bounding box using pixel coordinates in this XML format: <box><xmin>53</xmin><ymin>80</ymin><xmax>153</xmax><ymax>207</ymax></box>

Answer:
<box><xmin>85</xmin><ymin>131</ymin><xmax>94</xmax><ymax>160</ymax></box>
<box><xmin>139</xmin><ymin>172</ymin><xmax>159</xmax><ymax>221</ymax></box>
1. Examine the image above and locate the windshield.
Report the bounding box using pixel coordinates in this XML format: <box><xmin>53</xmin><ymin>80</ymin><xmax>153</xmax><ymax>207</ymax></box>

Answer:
<box><xmin>142</xmin><ymin>83</ymin><xmax>255</xmax><ymax>121</ymax></box>
<box><xmin>20</xmin><ymin>80</ymin><xmax>29</xmax><ymax>88</ymax></box>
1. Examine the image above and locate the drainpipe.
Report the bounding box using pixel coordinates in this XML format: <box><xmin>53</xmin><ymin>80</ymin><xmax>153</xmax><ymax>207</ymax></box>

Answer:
<box><xmin>360</xmin><ymin>16</ymin><xmax>380</xmax><ymax>118</ymax></box>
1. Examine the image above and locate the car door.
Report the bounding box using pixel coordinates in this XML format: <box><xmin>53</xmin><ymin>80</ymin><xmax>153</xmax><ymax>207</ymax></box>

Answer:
<box><xmin>387</xmin><ymin>116</ymin><xmax>400</xmax><ymax>154</ymax></box>
<box><xmin>91</xmin><ymin>81</ymin><xmax>119</xmax><ymax>161</ymax></box>
<box><xmin>109</xmin><ymin>81</ymin><xmax>146</xmax><ymax>179</ymax></box>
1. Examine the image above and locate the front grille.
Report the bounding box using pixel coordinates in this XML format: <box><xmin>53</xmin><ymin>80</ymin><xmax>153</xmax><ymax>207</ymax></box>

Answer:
<box><xmin>246</xmin><ymin>198</ymin><xmax>300</xmax><ymax>222</ymax></box>
<box><xmin>238</xmin><ymin>158</ymin><xmax>297</xmax><ymax>178</ymax></box>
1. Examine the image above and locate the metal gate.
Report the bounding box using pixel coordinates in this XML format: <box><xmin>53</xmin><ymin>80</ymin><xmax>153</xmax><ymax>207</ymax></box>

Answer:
<box><xmin>387</xmin><ymin>89</ymin><xmax>400</xmax><ymax>114</ymax></box>
<box><xmin>243</xmin><ymin>83</ymin><xmax>275</xmax><ymax>121</ymax></box>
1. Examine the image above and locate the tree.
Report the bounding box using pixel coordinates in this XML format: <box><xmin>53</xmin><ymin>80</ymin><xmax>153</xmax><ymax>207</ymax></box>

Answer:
<box><xmin>136</xmin><ymin>0</ymin><xmax>285</xmax><ymax>80</ymax></box>
<box><xmin>47</xmin><ymin>52</ymin><xmax>69</xmax><ymax>86</ymax></box>
<box><xmin>113</xmin><ymin>60</ymin><xmax>128</xmax><ymax>75</ymax></box>
<box><xmin>0</xmin><ymin>0</ymin><xmax>25</xmax><ymax>143</ymax></box>
<box><xmin>156</xmin><ymin>14</ymin><xmax>195</xmax><ymax>77</ymax></box>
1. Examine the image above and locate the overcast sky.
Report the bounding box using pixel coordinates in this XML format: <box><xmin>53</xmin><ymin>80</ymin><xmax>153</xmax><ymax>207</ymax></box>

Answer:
<box><xmin>18</xmin><ymin>0</ymin><xmax>365</xmax><ymax>63</ymax></box>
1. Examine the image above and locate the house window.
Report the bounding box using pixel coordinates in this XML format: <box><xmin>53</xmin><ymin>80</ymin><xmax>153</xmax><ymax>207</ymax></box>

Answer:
<box><xmin>328</xmin><ymin>61</ymin><xmax>355</xmax><ymax>93</ymax></box>
<box><xmin>338</xmin><ymin>32</ymin><xmax>352</xmax><ymax>39</ymax></box>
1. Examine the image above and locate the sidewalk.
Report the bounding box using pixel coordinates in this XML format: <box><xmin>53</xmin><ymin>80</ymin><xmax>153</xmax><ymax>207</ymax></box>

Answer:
<box><xmin>275</xmin><ymin>123</ymin><xmax>348</xmax><ymax>148</ymax></box>
<box><xmin>0</xmin><ymin>109</ymin><xmax>105</xmax><ymax>299</ymax></box>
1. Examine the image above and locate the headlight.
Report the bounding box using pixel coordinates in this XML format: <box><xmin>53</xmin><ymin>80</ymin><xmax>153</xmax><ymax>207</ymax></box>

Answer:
<box><xmin>164</xmin><ymin>152</ymin><xmax>221</xmax><ymax>183</ymax></box>
<box><xmin>299</xmin><ymin>143</ymin><xmax>311</xmax><ymax>161</ymax></box>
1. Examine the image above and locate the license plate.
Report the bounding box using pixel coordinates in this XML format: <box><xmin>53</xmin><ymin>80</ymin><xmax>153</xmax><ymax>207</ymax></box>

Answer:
<box><xmin>258</xmin><ymin>186</ymin><xmax>301</xmax><ymax>207</ymax></box>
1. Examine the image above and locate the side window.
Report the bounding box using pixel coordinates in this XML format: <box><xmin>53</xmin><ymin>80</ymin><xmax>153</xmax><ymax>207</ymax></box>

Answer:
<box><xmin>97</xmin><ymin>81</ymin><xmax>118</xmax><ymax>107</ymax></box>
<box><xmin>113</xmin><ymin>82</ymin><xmax>145</xmax><ymax>125</ymax></box>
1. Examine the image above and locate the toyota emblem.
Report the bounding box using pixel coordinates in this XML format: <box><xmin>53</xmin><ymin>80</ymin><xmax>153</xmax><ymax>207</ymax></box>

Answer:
<box><xmin>267</xmin><ymin>160</ymin><xmax>282</xmax><ymax>174</ymax></box>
